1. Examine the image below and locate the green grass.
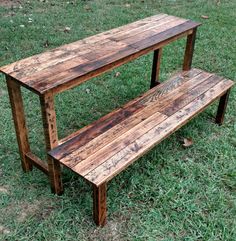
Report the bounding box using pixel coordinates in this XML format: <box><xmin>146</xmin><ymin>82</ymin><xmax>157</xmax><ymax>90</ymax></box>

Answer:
<box><xmin>0</xmin><ymin>0</ymin><xmax>236</xmax><ymax>240</ymax></box>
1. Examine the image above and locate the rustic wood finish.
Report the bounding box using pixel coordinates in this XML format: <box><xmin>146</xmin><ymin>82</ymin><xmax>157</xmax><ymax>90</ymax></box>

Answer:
<box><xmin>183</xmin><ymin>28</ymin><xmax>197</xmax><ymax>71</ymax></box>
<box><xmin>2</xmin><ymin>13</ymin><xmax>234</xmax><ymax>226</ymax></box>
<box><xmin>40</xmin><ymin>93</ymin><xmax>63</xmax><ymax>194</ymax></box>
<box><xmin>49</xmin><ymin>69</ymin><xmax>233</xmax><ymax>224</ymax></box>
<box><xmin>49</xmin><ymin>69</ymin><xmax>234</xmax><ymax>186</ymax></box>
<box><xmin>25</xmin><ymin>152</ymin><xmax>49</xmax><ymax>175</ymax></box>
<box><xmin>215</xmin><ymin>89</ymin><xmax>231</xmax><ymax>125</ymax></box>
<box><xmin>6</xmin><ymin>76</ymin><xmax>32</xmax><ymax>172</ymax></box>
<box><xmin>93</xmin><ymin>183</ymin><xmax>107</xmax><ymax>226</ymax></box>
<box><xmin>150</xmin><ymin>48</ymin><xmax>162</xmax><ymax>88</ymax></box>
<box><xmin>0</xmin><ymin>14</ymin><xmax>201</xmax><ymax>95</ymax></box>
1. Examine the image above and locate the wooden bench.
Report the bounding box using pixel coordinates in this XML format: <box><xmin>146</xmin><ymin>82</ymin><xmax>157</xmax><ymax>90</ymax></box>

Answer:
<box><xmin>49</xmin><ymin>68</ymin><xmax>233</xmax><ymax>226</ymax></box>
<box><xmin>1</xmin><ymin>14</ymin><xmax>234</xmax><ymax>226</ymax></box>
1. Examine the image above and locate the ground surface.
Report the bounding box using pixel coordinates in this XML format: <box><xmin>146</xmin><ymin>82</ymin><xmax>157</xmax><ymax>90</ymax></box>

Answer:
<box><xmin>0</xmin><ymin>0</ymin><xmax>235</xmax><ymax>240</ymax></box>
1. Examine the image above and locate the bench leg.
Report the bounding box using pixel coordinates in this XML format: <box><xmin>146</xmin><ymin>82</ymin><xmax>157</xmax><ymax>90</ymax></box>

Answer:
<box><xmin>6</xmin><ymin>76</ymin><xmax>33</xmax><ymax>172</ymax></box>
<box><xmin>150</xmin><ymin>48</ymin><xmax>162</xmax><ymax>88</ymax></box>
<box><xmin>40</xmin><ymin>93</ymin><xmax>63</xmax><ymax>195</ymax></box>
<box><xmin>93</xmin><ymin>183</ymin><xmax>107</xmax><ymax>226</ymax></box>
<box><xmin>215</xmin><ymin>89</ymin><xmax>231</xmax><ymax>126</ymax></box>
<box><xmin>183</xmin><ymin>28</ymin><xmax>197</xmax><ymax>71</ymax></box>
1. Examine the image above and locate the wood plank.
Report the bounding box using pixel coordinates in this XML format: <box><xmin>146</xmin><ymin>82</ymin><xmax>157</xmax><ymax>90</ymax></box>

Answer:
<box><xmin>150</xmin><ymin>48</ymin><xmax>162</xmax><ymax>87</ymax></box>
<box><xmin>70</xmin><ymin>111</ymin><xmax>168</xmax><ymax>175</ymax></box>
<box><xmin>1</xmin><ymin>15</ymin><xmax>200</xmax><ymax>95</ymax></box>
<box><xmin>56</xmin><ymin>70</ymin><xmax>212</xmax><ymax>166</ymax></box>
<box><xmin>30</xmin><ymin>28</ymin><xmax>192</xmax><ymax>95</ymax></box>
<box><xmin>40</xmin><ymin>93</ymin><xmax>63</xmax><ymax>194</ymax></box>
<box><xmin>51</xmin><ymin>103</ymin><xmax>145</xmax><ymax>160</ymax></box>
<box><xmin>25</xmin><ymin>45</ymin><xmax>136</xmax><ymax>93</ymax></box>
<box><xmin>183</xmin><ymin>28</ymin><xmax>197</xmax><ymax>71</ymax></box>
<box><xmin>60</xmin><ymin>112</ymin><xmax>166</xmax><ymax>169</ymax></box>
<box><xmin>118</xmin><ymin>18</ymin><xmax>187</xmax><ymax>45</ymax></box>
<box><xmin>20</xmin><ymin>40</ymin><xmax>131</xmax><ymax>85</ymax></box>
<box><xmin>109</xmin><ymin>15</ymin><xmax>180</xmax><ymax>41</ymax></box>
<box><xmin>50</xmin><ymin>68</ymin><xmax>203</xmax><ymax>160</ymax></box>
<box><xmin>0</xmin><ymin>14</ymin><xmax>167</xmax><ymax>75</ymax></box>
<box><xmin>160</xmin><ymin>74</ymin><xmax>224</xmax><ymax>116</ymax></box>
<box><xmin>215</xmin><ymin>89</ymin><xmax>231</xmax><ymax>125</ymax></box>
<box><xmin>37</xmin><ymin>26</ymin><xmax>198</xmax><ymax>95</ymax></box>
<box><xmin>58</xmin><ymin>68</ymin><xmax>202</xmax><ymax>146</ymax></box>
<box><xmin>6</xmin><ymin>76</ymin><xmax>32</xmax><ymax>172</ymax></box>
<box><xmin>69</xmin><ymin>73</ymin><xmax>220</xmax><ymax>176</ymax></box>
<box><xmin>130</xmin><ymin>20</ymin><xmax>200</xmax><ymax>50</ymax></box>
<box><xmin>93</xmin><ymin>183</ymin><xmax>107</xmax><ymax>226</ymax></box>
<box><xmin>84</xmin><ymin>78</ymin><xmax>234</xmax><ymax>186</ymax></box>
<box><xmin>25</xmin><ymin>152</ymin><xmax>49</xmax><ymax>175</ymax></box>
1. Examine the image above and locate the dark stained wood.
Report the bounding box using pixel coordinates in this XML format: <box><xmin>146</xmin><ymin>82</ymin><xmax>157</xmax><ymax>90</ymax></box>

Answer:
<box><xmin>40</xmin><ymin>93</ymin><xmax>63</xmax><ymax>195</ymax></box>
<box><xmin>72</xmin><ymin>112</ymin><xmax>167</xmax><ymax>176</ymax></box>
<box><xmin>150</xmin><ymin>48</ymin><xmax>162</xmax><ymax>88</ymax></box>
<box><xmin>0</xmin><ymin>15</ymin><xmax>201</xmax><ymax>95</ymax></box>
<box><xmin>25</xmin><ymin>152</ymin><xmax>49</xmax><ymax>175</ymax></box>
<box><xmin>183</xmin><ymin>28</ymin><xmax>197</xmax><ymax>71</ymax></box>
<box><xmin>0</xmin><ymin>14</ymin><xmax>167</xmax><ymax>75</ymax></box>
<box><xmin>130</xmin><ymin>21</ymin><xmax>198</xmax><ymax>50</ymax></box>
<box><xmin>119</xmin><ymin>18</ymin><xmax>187</xmax><ymax>46</ymax></box>
<box><xmin>160</xmin><ymin>74</ymin><xmax>224</xmax><ymax>116</ymax></box>
<box><xmin>84</xmin><ymin>78</ymin><xmax>234</xmax><ymax>186</ymax></box>
<box><xmin>72</xmin><ymin>74</ymin><xmax>225</xmax><ymax>178</ymax></box>
<box><xmin>93</xmin><ymin>183</ymin><xmax>107</xmax><ymax>226</ymax></box>
<box><xmin>2</xmin><ymin>12</ymin><xmax>234</xmax><ymax>227</ymax></box>
<box><xmin>6</xmin><ymin>76</ymin><xmax>32</xmax><ymax>172</ymax></box>
<box><xmin>54</xmin><ymin>70</ymin><xmax>213</xmax><ymax>166</ymax></box>
<box><xmin>215</xmin><ymin>89</ymin><xmax>231</xmax><ymax>125</ymax></box>
<box><xmin>49</xmin><ymin>69</ymin><xmax>234</xmax><ymax>187</ymax></box>
<box><xmin>50</xmin><ymin>68</ymin><xmax>203</xmax><ymax>161</ymax></box>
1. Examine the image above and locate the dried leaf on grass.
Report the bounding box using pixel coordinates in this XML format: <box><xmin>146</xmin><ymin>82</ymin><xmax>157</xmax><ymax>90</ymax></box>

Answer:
<box><xmin>115</xmin><ymin>72</ymin><xmax>121</xmax><ymax>77</ymax></box>
<box><xmin>182</xmin><ymin>138</ymin><xmax>193</xmax><ymax>148</ymax></box>
<box><xmin>43</xmin><ymin>40</ymin><xmax>50</xmax><ymax>48</ymax></box>
<box><xmin>64</xmin><ymin>27</ymin><xmax>71</xmax><ymax>33</ymax></box>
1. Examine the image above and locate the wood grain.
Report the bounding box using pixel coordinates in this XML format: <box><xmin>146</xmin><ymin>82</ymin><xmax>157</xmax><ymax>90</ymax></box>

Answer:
<box><xmin>150</xmin><ymin>48</ymin><xmax>162</xmax><ymax>88</ymax></box>
<box><xmin>40</xmin><ymin>93</ymin><xmax>63</xmax><ymax>194</ymax></box>
<box><xmin>93</xmin><ymin>183</ymin><xmax>107</xmax><ymax>226</ymax></box>
<box><xmin>215</xmin><ymin>89</ymin><xmax>231</xmax><ymax>125</ymax></box>
<box><xmin>0</xmin><ymin>14</ymin><xmax>201</xmax><ymax>95</ymax></box>
<box><xmin>25</xmin><ymin>152</ymin><xmax>49</xmax><ymax>175</ymax></box>
<box><xmin>0</xmin><ymin>14</ymin><xmax>167</xmax><ymax>75</ymax></box>
<box><xmin>51</xmin><ymin>68</ymin><xmax>204</xmax><ymax>161</ymax></box>
<box><xmin>6</xmin><ymin>76</ymin><xmax>32</xmax><ymax>172</ymax></box>
<box><xmin>49</xmin><ymin>69</ymin><xmax>234</xmax><ymax>187</ymax></box>
<box><xmin>183</xmin><ymin>28</ymin><xmax>197</xmax><ymax>71</ymax></box>
<box><xmin>85</xmin><ymin>78</ymin><xmax>234</xmax><ymax>186</ymax></box>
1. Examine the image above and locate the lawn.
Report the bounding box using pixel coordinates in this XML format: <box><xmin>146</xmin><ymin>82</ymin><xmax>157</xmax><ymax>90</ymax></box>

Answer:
<box><xmin>0</xmin><ymin>0</ymin><xmax>236</xmax><ymax>240</ymax></box>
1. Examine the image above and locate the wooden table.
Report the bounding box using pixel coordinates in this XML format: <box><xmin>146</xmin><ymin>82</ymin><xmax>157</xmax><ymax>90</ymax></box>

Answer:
<box><xmin>0</xmin><ymin>13</ymin><xmax>200</xmax><ymax>194</ymax></box>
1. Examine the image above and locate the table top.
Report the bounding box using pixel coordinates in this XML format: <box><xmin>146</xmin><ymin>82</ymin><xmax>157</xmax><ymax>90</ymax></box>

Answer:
<box><xmin>0</xmin><ymin>13</ymin><xmax>200</xmax><ymax>95</ymax></box>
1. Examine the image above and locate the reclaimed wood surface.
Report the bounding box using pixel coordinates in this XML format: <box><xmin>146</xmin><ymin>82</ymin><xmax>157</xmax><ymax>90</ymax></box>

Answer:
<box><xmin>215</xmin><ymin>90</ymin><xmax>231</xmax><ymax>125</ymax></box>
<box><xmin>0</xmin><ymin>14</ymin><xmax>200</xmax><ymax>95</ymax></box>
<box><xmin>93</xmin><ymin>183</ymin><xmax>107</xmax><ymax>226</ymax></box>
<box><xmin>150</xmin><ymin>48</ymin><xmax>162</xmax><ymax>88</ymax></box>
<box><xmin>183</xmin><ymin>28</ymin><xmax>197</xmax><ymax>71</ymax></box>
<box><xmin>40</xmin><ymin>93</ymin><xmax>63</xmax><ymax>194</ymax></box>
<box><xmin>48</xmin><ymin>69</ymin><xmax>234</xmax><ymax>186</ymax></box>
<box><xmin>6</xmin><ymin>77</ymin><xmax>32</xmax><ymax>172</ymax></box>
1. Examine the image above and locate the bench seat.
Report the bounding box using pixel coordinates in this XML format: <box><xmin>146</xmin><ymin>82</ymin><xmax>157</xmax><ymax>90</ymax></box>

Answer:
<box><xmin>48</xmin><ymin>68</ymin><xmax>233</xmax><ymax>187</ymax></box>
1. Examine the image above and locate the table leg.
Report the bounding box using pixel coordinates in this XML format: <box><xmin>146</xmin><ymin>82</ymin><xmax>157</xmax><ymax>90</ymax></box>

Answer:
<box><xmin>183</xmin><ymin>28</ymin><xmax>197</xmax><ymax>71</ymax></box>
<box><xmin>6</xmin><ymin>76</ymin><xmax>32</xmax><ymax>172</ymax></box>
<box><xmin>93</xmin><ymin>183</ymin><xmax>107</xmax><ymax>226</ymax></box>
<box><xmin>215</xmin><ymin>89</ymin><xmax>231</xmax><ymax>126</ymax></box>
<box><xmin>150</xmin><ymin>48</ymin><xmax>162</xmax><ymax>88</ymax></box>
<box><xmin>40</xmin><ymin>93</ymin><xmax>63</xmax><ymax>195</ymax></box>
